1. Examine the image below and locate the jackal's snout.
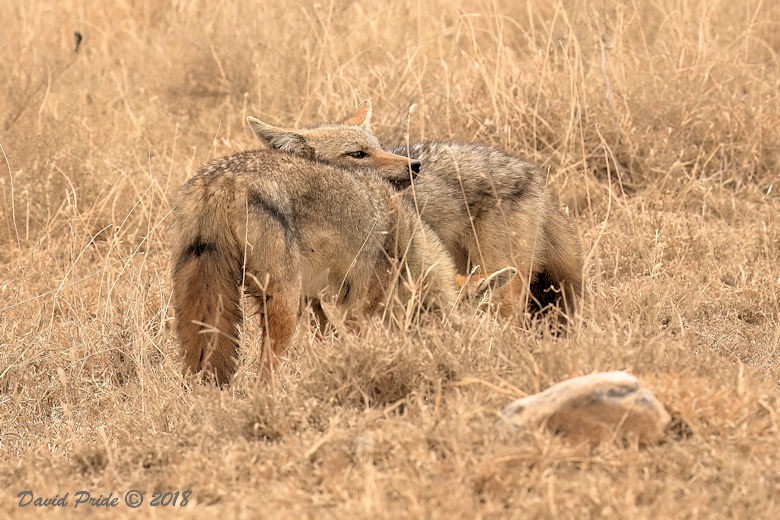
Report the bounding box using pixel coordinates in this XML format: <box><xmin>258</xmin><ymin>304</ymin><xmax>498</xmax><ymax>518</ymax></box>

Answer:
<box><xmin>410</xmin><ymin>160</ymin><xmax>421</xmax><ymax>174</ymax></box>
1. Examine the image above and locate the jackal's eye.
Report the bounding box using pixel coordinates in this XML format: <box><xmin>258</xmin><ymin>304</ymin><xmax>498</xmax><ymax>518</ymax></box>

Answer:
<box><xmin>346</xmin><ymin>151</ymin><xmax>367</xmax><ymax>159</ymax></box>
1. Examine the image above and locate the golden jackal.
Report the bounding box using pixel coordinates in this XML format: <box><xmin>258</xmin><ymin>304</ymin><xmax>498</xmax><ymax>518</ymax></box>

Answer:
<box><xmin>171</xmin><ymin>147</ymin><xmax>512</xmax><ymax>385</ymax></box>
<box><xmin>248</xmin><ymin>101</ymin><xmax>582</xmax><ymax>319</ymax></box>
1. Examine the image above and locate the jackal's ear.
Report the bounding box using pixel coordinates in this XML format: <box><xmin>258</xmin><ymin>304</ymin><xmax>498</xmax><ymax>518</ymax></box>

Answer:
<box><xmin>344</xmin><ymin>100</ymin><xmax>372</xmax><ymax>131</ymax></box>
<box><xmin>247</xmin><ymin>116</ymin><xmax>314</xmax><ymax>159</ymax></box>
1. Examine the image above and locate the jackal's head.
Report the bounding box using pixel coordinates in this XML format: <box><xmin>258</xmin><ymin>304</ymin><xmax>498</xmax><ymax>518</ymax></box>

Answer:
<box><xmin>247</xmin><ymin>101</ymin><xmax>419</xmax><ymax>187</ymax></box>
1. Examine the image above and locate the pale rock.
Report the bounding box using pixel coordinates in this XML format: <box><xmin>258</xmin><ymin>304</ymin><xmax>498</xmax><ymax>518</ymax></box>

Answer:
<box><xmin>500</xmin><ymin>371</ymin><xmax>671</xmax><ymax>444</ymax></box>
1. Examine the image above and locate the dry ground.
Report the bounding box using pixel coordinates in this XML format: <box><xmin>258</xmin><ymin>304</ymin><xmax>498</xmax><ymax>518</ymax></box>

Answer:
<box><xmin>1</xmin><ymin>0</ymin><xmax>778</xmax><ymax>518</ymax></box>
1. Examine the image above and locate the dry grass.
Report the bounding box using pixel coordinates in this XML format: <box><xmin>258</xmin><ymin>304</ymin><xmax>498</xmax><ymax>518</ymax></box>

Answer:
<box><xmin>1</xmin><ymin>0</ymin><xmax>778</xmax><ymax>517</ymax></box>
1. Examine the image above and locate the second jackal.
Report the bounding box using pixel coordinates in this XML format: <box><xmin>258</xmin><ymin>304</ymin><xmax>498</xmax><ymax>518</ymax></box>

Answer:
<box><xmin>248</xmin><ymin>101</ymin><xmax>582</xmax><ymax>319</ymax></box>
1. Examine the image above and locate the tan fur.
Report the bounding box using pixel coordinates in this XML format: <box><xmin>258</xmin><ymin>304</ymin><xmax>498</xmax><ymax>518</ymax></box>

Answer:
<box><xmin>248</xmin><ymin>102</ymin><xmax>583</xmax><ymax>320</ymax></box>
<box><xmin>343</xmin><ymin>99</ymin><xmax>373</xmax><ymax>129</ymax></box>
<box><xmin>247</xmin><ymin>109</ymin><xmax>419</xmax><ymax>188</ymax></box>
<box><xmin>172</xmin><ymin>150</ymin><xmax>460</xmax><ymax>385</ymax></box>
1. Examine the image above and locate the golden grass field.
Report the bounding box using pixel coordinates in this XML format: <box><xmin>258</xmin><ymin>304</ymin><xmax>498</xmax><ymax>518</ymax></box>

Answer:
<box><xmin>1</xmin><ymin>0</ymin><xmax>778</xmax><ymax>517</ymax></box>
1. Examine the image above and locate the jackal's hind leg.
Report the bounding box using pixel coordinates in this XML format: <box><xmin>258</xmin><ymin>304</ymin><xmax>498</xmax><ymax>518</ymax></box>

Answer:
<box><xmin>246</xmin><ymin>274</ymin><xmax>301</xmax><ymax>378</ymax></box>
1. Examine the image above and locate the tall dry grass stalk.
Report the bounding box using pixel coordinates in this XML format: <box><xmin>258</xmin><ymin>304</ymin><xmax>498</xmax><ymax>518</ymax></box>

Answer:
<box><xmin>1</xmin><ymin>0</ymin><xmax>778</xmax><ymax>517</ymax></box>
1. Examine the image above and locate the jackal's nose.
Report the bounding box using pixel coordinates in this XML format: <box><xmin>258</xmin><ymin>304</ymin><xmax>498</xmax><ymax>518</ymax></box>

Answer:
<box><xmin>410</xmin><ymin>160</ymin><xmax>421</xmax><ymax>174</ymax></box>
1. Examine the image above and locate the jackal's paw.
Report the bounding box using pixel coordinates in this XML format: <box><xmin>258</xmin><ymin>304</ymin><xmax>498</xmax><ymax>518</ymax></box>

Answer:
<box><xmin>473</xmin><ymin>267</ymin><xmax>518</xmax><ymax>300</ymax></box>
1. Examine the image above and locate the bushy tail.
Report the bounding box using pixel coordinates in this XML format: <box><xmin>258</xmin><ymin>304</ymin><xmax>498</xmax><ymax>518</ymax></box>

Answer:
<box><xmin>172</xmin><ymin>212</ymin><xmax>242</xmax><ymax>386</ymax></box>
<box><xmin>530</xmin><ymin>209</ymin><xmax>583</xmax><ymax>320</ymax></box>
